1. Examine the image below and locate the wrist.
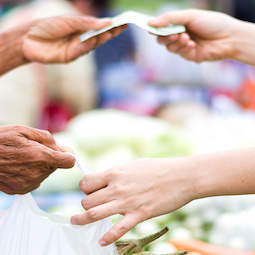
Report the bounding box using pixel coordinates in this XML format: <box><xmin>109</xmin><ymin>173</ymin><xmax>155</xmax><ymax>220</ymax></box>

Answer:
<box><xmin>164</xmin><ymin>157</ymin><xmax>200</xmax><ymax>204</ymax></box>
<box><xmin>230</xmin><ymin>19</ymin><xmax>255</xmax><ymax>65</ymax></box>
<box><xmin>0</xmin><ymin>22</ymin><xmax>32</xmax><ymax>75</ymax></box>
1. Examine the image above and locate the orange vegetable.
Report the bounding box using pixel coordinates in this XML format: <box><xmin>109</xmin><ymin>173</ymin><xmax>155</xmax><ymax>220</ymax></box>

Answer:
<box><xmin>169</xmin><ymin>238</ymin><xmax>255</xmax><ymax>255</ymax></box>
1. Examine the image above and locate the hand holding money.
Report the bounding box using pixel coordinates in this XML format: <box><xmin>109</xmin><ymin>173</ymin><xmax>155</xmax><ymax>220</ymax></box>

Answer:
<box><xmin>149</xmin><ymin>9</ymin><xmax>254</xmax><ymax>64</ymax></box>
<box><xmin>80</xmin><ymin>11</ymin><xmax>186</xmax><ymax>42</ymax></box>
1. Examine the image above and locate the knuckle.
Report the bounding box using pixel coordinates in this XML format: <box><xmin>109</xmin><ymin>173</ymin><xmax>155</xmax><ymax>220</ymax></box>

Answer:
<box><xmin>137</xmin><ymin>205</ymin><xmax>150</xmax><ymax>221</ymax></box>
<box><xmin>86</xmin><ymin>209</ymin><xmax>98</xmax><ymax>221</ymax></box>
<box><xmin>12</xmin><ymin>125</ymin><xmax>23</xmax><ymax>131</ymax></box>
<box><xmin>106</xmin><ymin>165</ymin><xmax>126</xmax><ymax>179</ymax></box>
<box><xmin>112</xmin><ymin>183</ymin><xmax>126</xmax><ymax>194</ymax></box>
<box><xmin>123</xmin><ymin>196</ymin><xmax>137</xmax><ymax>208</ymax></box>
<box><xmin>113</xmin><ymin>224</ymin><xmax>128</xmax><ymax>237</ymax></box>
<box><xmin>105</xmin><ymin>167</ymin><xmax>119</xmax><ymax>179</ymax></box>
<box><xmin>41</xmin><ymin>129</ymin><xmax>54</xmax><ymax>140</ymax></box>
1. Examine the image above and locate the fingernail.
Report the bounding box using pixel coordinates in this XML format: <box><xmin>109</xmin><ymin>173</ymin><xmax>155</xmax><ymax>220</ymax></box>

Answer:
<box><xmin>99</xmin><ymin>240</ymin><xmax>107</xmax><ymax>246</ymax></box>
<box><xmin>71</xmin><ymin>218</ymin><xmax>77</xmax><ymax>225</ymax></box>
<box><xmin>79</xmin><ymin>179</ymin><xmax>86</xmax><ymax>189</ymax></box>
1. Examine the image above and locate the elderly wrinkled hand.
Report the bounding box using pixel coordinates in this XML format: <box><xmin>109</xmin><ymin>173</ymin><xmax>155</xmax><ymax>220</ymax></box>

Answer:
<box><xmin>23</xmin><ymin>14</ymin><xmax>125</xmax><ymax>64</ymax></box>
<box><xmin>0</xmin><ymin>125</ymin><xmax>75</xmax><ymax>194</ymax></box>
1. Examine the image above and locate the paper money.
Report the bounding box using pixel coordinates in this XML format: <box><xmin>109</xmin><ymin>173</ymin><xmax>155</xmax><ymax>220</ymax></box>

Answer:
<box><xmin>80</xmin><ymin>11</ymin><xmax>186</xmax><ymax>42</ymax></box>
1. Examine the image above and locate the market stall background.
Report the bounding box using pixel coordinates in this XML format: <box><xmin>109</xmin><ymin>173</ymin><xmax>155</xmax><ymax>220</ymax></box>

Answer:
<box><xmin>1</xmin><ymin>0</ymin><xmax>255</xmax><ymax>253</ymax></box>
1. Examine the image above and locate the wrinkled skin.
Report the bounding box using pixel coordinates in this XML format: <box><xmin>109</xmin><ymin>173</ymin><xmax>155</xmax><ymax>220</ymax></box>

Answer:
<box><xmin>0</xmin><ymin>125</ymin><xmax>75</xmax><ymax>194</ymax></box>
<box><xmin>23</xmin><ymin>15</ymin><xmax>126</xmax><ymax>64</ymax></box>
<box><xmin>1</xmin><ymin>14</ymin><xmax>126</xmax><ymax>75</ymax></box>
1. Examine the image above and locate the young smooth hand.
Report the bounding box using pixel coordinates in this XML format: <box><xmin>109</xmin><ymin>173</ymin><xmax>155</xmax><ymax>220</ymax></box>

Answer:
<box><xmin>149</xmin><ymin>9</ymin><xmax>240</xmax><ymax>63</ymax></box>
<box><xmin>0</xmin><ymin>125</ymin><xmax>75</xmax><ymax>194</ymax></box>
<box><xmin>71</xmin><ymin>147</ymin><xmax>255</xmax><ymax>246</ymax></box>
<box><xmin>71</xmin><ymin>158</ymin><xmax>193</xmax><ymax>246</ymax></box>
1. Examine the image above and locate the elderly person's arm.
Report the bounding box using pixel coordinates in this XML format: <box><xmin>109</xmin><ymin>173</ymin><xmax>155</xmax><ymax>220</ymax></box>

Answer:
<box><xmin>0</xmin><ymin>14</ymin><xmax>123</xmax><ymax>75</ymax></box>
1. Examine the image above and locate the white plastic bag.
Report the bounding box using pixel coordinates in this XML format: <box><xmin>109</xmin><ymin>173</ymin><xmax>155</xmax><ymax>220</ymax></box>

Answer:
<box><xmin>0</xmin><ymin>158</ymin><xmax>117</xmax><ymax>255</ymax></box>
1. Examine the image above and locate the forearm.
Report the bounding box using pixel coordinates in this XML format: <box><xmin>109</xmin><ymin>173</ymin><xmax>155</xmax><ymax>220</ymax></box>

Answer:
<box><xmin>188</xmin><ymin>147</ymin><xmax>255</xmax><ymax>200</ymax></box>
<box><xmin>0</xmin><ymin>22</ymin><xmax>35</xmax><ymax>76</ymax></box>
<box><xmin>231</xmin><ymin>20</ymin><xmax>255</xmax><ymax>66</ymax></box>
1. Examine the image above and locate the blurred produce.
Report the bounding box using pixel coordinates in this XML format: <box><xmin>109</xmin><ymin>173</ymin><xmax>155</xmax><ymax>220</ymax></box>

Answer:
<box><xmin>29</xmin><ymin>108</ymin><xmax>255</xmax><ymax>252</ymax></box>
<box><xmin>169</xmin><ymin>238</ymin><xmax>255</xmax><ymax>255</ymax></box>
<box><xmin>155</xmin><ymin>102</ymin><xmax>210</xmax><ymax>126</ymax></box>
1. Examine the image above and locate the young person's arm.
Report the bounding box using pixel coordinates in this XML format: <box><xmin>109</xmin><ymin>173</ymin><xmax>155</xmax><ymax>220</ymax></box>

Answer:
<box><xmin>149</xmin><ymin>9</ymin><xmax>255</xmax><ymax>66</ymax></box>
<box><xmin>72</xmin><ymin>147</ymin><xmax>255</xmax><ymax>245</ymax></box>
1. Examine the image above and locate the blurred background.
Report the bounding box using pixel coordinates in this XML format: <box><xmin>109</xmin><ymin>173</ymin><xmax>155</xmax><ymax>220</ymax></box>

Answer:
<box><xmin>1</xmin><ymin>0</ymin><xmax>255</xmax><ymax>253</ymax></box>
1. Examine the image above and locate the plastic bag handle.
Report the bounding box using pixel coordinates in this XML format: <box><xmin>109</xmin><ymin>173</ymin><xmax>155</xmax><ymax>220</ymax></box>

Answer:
<box><xmin>74</xmin><ymin>155</ymin><xmax>118</xmax><ymax>255</ymax></box>
<box><xmin>75</xmin><ymin>157</ymin><xmax>93</xmax><ymax>176</ymax></box>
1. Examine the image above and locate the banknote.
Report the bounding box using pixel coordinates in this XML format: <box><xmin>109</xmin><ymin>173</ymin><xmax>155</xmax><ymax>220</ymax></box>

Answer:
<box><xmin>80</xmin><ymin>11</ymin><xmax>186</xmax><ymax>42</ymax></box>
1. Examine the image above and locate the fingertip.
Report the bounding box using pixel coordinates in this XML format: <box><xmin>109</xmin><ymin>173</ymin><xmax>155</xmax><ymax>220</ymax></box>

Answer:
<box><xmin>148</xmin><ymin>18</ymin><xmax>163</xmax><ymax>27</ymax></box>
<box><xmin>70</xmin><ymin>216</ymin><xmax>77</xmax><ymax>225</ymax></box>
<box><xmin>79</xmin><ymin>178</ymin><xmax>86</xmax><ymax>191</ymax></box>
<box><xmin>66</xmin><ymin>152</ymin><xmax>76</xmax><ymax>167</ymax></box>
<box><xmin>99</xmin><ymin>239</ymin><xmax>107</xmax><ymax>247</ymax></box>
<box><xmin>56</xmin><ymin>151</ymin><xmax>76</xmax><ymax>168</ymax></box>
<box><xmin>98</xmin><ymin>232</ymin><xmax>115</xmax><ymax>247</ymax></box>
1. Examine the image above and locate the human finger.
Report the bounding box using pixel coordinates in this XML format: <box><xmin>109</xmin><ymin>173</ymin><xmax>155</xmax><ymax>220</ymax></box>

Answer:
<box><xmin>95</xmin><ymin>31</ymin><xmax>113</xmax><ymax>47</ymax></box>
<box><xmin>58</xmin><ymin>145</ymin><xmax>74</xmax><ymax>154</ymax></box>
<box><xmin>85</xmin><ymin>17</ymin><xmax>112</xmax><ymax>31</ymax></box>
<box><xmin>157</xmin><ymin>34</ymin><xmax>179</xmax><ymax>45</ymax></box>
<box><xmin>166</xmin><ymin>33</ymin><xmax>191</xmax><ymax>53</ymax></box>
<box><xmin>110</xmin><ymin>24</ymin><xmax>128</xmax><ymax>37</ymax></box>
<box><xmin>77</xmin><ymin>36</ymin><xmax>98</xmax><ymax>55</ymax></box>
<box><xmin>51</xmin><ymin>150</ymin><xmax>76</xmax><ymax>169</ymax></box>
<box><xmin>178</xmin><ymin>40</ymin><xmax>196</xmax><ymax>58</ymax></box>
<box><xmin>29</xmin><ymin>16</ymin><xmax>112</xmax><ymax>40</ymax></box>
<box><xmin>17</xmin><ymin>125</ymin><xmax>59</xmax><ymax>151</ymax></box>
<box><xmin>79</xmin><ymin>172</ymin><xmax>108</xmax><ymax>194</ymax></box>
<box><xmin>81</xmin><ymin>187</ymin><xmax>111</xmax><ymax>210</ymax></box>
<box><xmin>16</xmin><ymin>183</ymin><xmax>41</xmax><ymax>194</ymax></box>
<box><xmin>0</xmin><ymin>177</ymin><xmax>41</xmax><ymax>195</ymax></box>
<box><xmin>95</xmin><ymin>24</ymin><xmax>127</xmax><ymax>47</ymax></box>
<box><xmin>148</xmin><ymin>10</ymin><xmax>196</xmax><ymax>27</ymax></box>
<box><xmin>71</xmin><ymin>200</ymin><xmax>118</xmax><ymax>225</ymax></box>
<box><xmin>98</xmin><ymin>214</ymin><xmax>139</xmax><ymax>246</ymax></box>
<box><xmin>0</xmin><ymin>181</ymin><xmax>12</xmax><ymax>195</ymax></box>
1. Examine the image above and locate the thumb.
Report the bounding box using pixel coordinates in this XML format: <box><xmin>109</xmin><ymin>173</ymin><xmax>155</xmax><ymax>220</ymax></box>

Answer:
<box><xmin>53</xmin><ymin>151</ymin><xmax>76</xmax><ymax>169</ymax></box>
<box><xmin>82</xmin><ymin>17</ymin><xmax>112</xmax><ymax>31</ymax></box>
<box><xmin>149</xmin><ymin>10</ymin><xmax>196</xmax><ymax>27</ymax></box>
